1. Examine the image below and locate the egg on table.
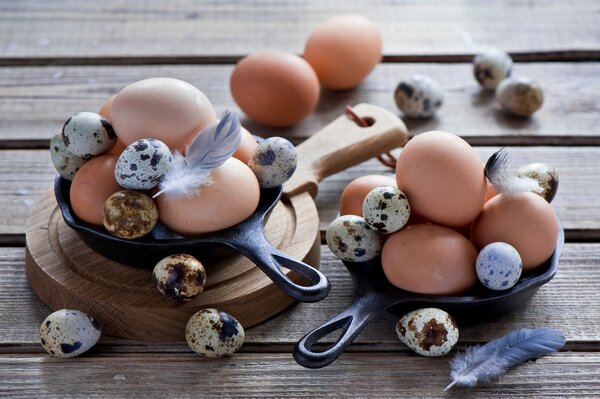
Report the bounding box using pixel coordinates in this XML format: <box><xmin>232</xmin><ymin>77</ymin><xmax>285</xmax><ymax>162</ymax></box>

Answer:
<box><xmin>473</xmin><ymin>49</ymin><xmax>513</xmax><ymax>90</ymax></box>
<box><xmin>115</xmin><ymin>138</ymin><xmax>173</xmax><ymax>190</ymax></box>
<box><xmin>230</xmin><ymin>51</ymin><xmax>320</xmax><ymax>127</ymax></box>
<box><xmin>153</xmin><ymin>254</ymin><xmax>207</xmax><ymax>301</ymax></box>
<box><xmin>40</xmin><ymin>309</ymin><xmax>101</xmax><ymax>358</ymax></box>
<box><xmin>326</xmin><ymin>215</ymin><xmax>383</xmax><ymax>262</ymax></box>
<box><xmin>394</xmin><ymin>75</ymin><xmax>444</xmax><ymax>118</ymax></box>
<box><xmin>339</xmin><ymin>175</ymin><xmax>397</xmax><ymax>217</ymax></box>
<box><xmin>186</xmin><ymin>309</ymin><xmax>245</xmax><ymax>357</ymax></box>
<box><xmin>50</xmin><ymin>134</ymin><xmax>87</xmax><ymax>181</ymax></box>
<box><xmin>396</xmin><ymin>308</ymin><xmax>459</xmax><ymax>357</ymax></box>
<box><xmin>70</xmin><ymin>155</ymin><xmax>122</xmax><ymax>226</ymax></box>
<box><xmin>362</xmin><ymin>186</ymin><xmax>410</xmax><ymax>234</ymax></box>
<box><xmin>248</xmin><ymin>137</ymin><xmax>298</xmax><ymax>188</ymax></box>
<box><xmin>62</xmin><ymin>112</ymin><xmax>117</xmax><ymax>159</ymax></box>
<box><xmin>496</xmin><ymin>77</ymin><xmax>544</xmax><ymax>117</ymax></box>
<box><xmin>476</xmin><ymin>242</ymin><xmax>522</xmax><ymax>290</ymax></box>
<box><xmin>111</xmin><ymin>78</ymin><xmax>218</xmax><ymax>150</ymax></box>
<box><xmin>304</xmin><ymin>15</ymin><xmax>382</xmax><ymax>90</ymax></box>
<box><xmin>102</xmin><ymin>190</ymin><xmax>158</xmax><ymax>240</ymax></box>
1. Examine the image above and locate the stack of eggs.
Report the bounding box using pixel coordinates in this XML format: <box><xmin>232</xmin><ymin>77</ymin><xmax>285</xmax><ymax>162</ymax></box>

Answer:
<box><xmin>327</xmin><ymin>130</ymin><xmax>559</xmax><ymax>295</ymax></box>
<box><xmin>51</xmin><ymin>77</ymin><xmax>298</xmax><ymax>240</ymax></box>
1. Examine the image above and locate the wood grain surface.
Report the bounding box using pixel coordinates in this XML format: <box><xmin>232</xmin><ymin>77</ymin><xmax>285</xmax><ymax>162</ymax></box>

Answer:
<box><xmin>1</xmin><ymin>63</ymin><xmax>599</xmax><ymax>146</ymax></box>
<box><xmin>1</xmin><ymin>0</ymin><xmax>598</xmax><ymax>63</ymax></box>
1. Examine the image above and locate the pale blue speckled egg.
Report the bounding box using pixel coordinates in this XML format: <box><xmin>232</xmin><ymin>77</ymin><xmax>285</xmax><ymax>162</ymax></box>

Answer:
<box><xmin>248</xmin><ymin>137</ymin><xmax>297</xmax><ymax>188</ymax></box>
<box><xmin>476</xmin><ymin>242</ymin><xmax>522</xmax><ymax>290</ymax></box>
<box><xmin>115</xmin><ymin>138</ymin><xmax>173</xmax><ymax>190</ymax></box>
<box><xmin>62</xmin><ymin>112</ymin><xmax>116</xmax><ymax>158</ymax></box>
<box><xmin>326</xmin><ymin>215</ymin><xmax>382</xmax><ymax>262</ymax></box>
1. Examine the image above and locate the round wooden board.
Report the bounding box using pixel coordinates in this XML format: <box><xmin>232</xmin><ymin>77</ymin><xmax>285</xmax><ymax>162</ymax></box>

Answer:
<box><xmin>25</xmin><ymin>190</ymin><xmax>321</xmax><ymax>341</ymax></box>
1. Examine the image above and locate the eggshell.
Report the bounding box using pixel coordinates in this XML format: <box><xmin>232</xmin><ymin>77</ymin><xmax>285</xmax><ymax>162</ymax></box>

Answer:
<box><xmin>326</xmin><ymin>215</ymin><xmax>383</xmax><ymax>262</ymax></box>
<box><xmin>156</xmin><ymin>157</ymin><xmax>260</xmax><ymax>235</ymax></box>
<box><xmin>230</xmin><ymin>51</ymin><xmax>320</xmax><ymax>127</ymax></box>
<box><xmin>476</xmin><ymin>242</ymin><xmax>522</xmax><ymax>290</ymax></box>
<box><xmin>382</xmin><ymin>224</ymin><xmax>478</xmax><ymax>295</ymax></box>
<box><xmin>115</xmin><ymin>138</ymin><xmax>173</xmax><ymax>190</ymax></box>
<box><xmin>102</xmin><ymin>190</ymin><xmax>158</xmax><ymax>240</ymax></box>
<box><xmin>111</xmin><ymin>78</ymin><xmax>218</xmax><ymax>150</ymax></box>
<box><xmin>186</xmin><ymin>309</ymin><xmax>244</xmax><ymax>357</ymax></box>
<box><xmin>471</xmin><ymin>192</ymin><xmax>558</xmax><ymax>270</ymax></box>
<box><xmin>394</xmin><ymin>75</ymin><xmax>444</xmax><ymax>118</ymax></box>
<box><xmin>62</xmin><ymin>112</ymin><xmax>117</xmax><ymax>158</ymax></box>
<box><xmin>395</xmin><ymin>131</ymin><xmax>487</xmax><ymax>227</ymax></box>
<box><xmin>40</xmin><ymin>309</ymin><xmax>101</xmax><ymax>358</ymax></box>
<box><xmin>304</xmin><ymin>15</ymin><xmax>382</xmax><ymax>90</ymax></box>
<box><xmin>473</xmin><ymin>49</ymin><xmax>513</xmax><ymax>90</ymax></box>
<box><xmin>98</xmin><ymin>95</ymin><xmax>115</xmax><ymax>122</ymax></box>
<box><xmin>516</xmin><ymin>162</ymin><xmax>558</xmax><ymax>202</ymax></box>
<box><xmin>396</xmin><ymin>308</ymin><xmax>459</xmax><ymax>357</ymax></box>
<box><xmin>232</xmin><ymin>127</ymin><xmax>258</xmax><ymax>163</ymax></box>
<box><xmin>496</xmin><ymin>77</ymin><xmax>544</xmax><ymax>117</ymax></box>
<box><xmin>339</xmin><ymin>175</ymin><xmax>397</xmax><ymax>217</ymax></box>
<box><xmin>485</xmin><ymin>180</ymin><xmax>498</xmax><ymax>202</ymax></box>
<box><xmin>70</xmin><ymin>155</ymin><xmax>122</xmax><ymax>226</ymax></box>
<box><xmin>153</xmin><ymin>254</ymin><xmax>207</xmax><ymax>301</ymax></box>
<box><xmin>248</xmin><ymin>137</ymin><xmax>298</xmax><ymax>188</ymax></box>
<box><xmin>362</xmin><ymin>186</ymin><xmax>410</xmax><ymax>234</ymax></box>
<box><xmin>50</xmin><ymin>134</ymin><xmax>87</xmax><ymax>181</ymax></box>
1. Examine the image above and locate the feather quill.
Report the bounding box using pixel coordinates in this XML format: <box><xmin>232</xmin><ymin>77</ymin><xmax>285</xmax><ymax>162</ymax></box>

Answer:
<box><xmin>485</xmin><ymin>148</ymin><xmax>542</xmax><ymax>195</ymax></box>
<box><xmin>444</xmin><ymin>327</ymin><xmax>565</xmax><ymax>391</ymax></box>
<box><xmin>153</xmin><ymin>110</ymin><xmax>241</xmax><ymax>198</ymax></box>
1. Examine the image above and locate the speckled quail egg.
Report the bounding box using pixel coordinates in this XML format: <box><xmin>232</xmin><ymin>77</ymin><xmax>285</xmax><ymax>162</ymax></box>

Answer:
<box><xmin>363</xmin><ymin>186</ymin><xmax>410</xmax><ymax>233</ymax></box>
<box><xmin>517</xmin><ymin>162</ymin><xmax>559</xmax><ymax>203</ymax></box>
<box><xmin>102</xmin><ymin>190</ymin><xmax>158</xmax><ymax>239</ymax></box>
<box><xmin>49</xmin><ymin>134</ymin><xmax>87</xmax><ymax>181</ymax></box>
<box><xmin>153</xmin><ymin>254</ymin><xmax>207</xmax><ymax>301</ymax></box>
<box><xmin>248</xmin><ymin>137</ymin><xmax>298</xmax><ymax>188</ymax></box>
<box><xmin>115</xmin><ymin>138</ymin><xmax>173</xmax><ymax>190</ymax></box>
<box><xmin>473</xmin><ymin>49</ymin><xmax>513</xmax><ymax>90</ymax></box>
<box><xmin>476</xmin><ymin>242</ymin><xmax>522</xmax><ymax>290</ymax></box>
<box><xmin>61</xmin><ymin>112</ymin><xmax>116</xmax><ymax>159</ymax></box>
<box><xmin>39</xmin><ymin>309</ymin><xmax>101</xmax><ymax>358</ymax></box>
<box><xmin>326</xmin><ymin>215</ymin><xmax>383</xmax><ymax>262</ymax></box>
<box><xmin>396</xmin><ymin>308</ymin><xmax>458</xmax><ymax>357</ymax></box>
<box><xmin>496</xmin><ymin>77</ymin><xmax>544</xmax><ymax>117</ymax></box>
<box><xmin>394</xmin><ymin>74</ymin><xmax>444</xmax><ymax>118</ymax></box>
<box><xmin>186</xmin><ymin>309</ymin><xmax>245</xmax><ymax>357</ymax></box>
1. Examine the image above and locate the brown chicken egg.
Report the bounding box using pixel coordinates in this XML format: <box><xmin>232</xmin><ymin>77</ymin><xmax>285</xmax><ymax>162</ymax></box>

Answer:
<box><xmin>70</xmin><ymin>155</ymin><xmax>122</xmax><ymax>226</ymax></box>
<box><xmin>382</xmin><ymin>224</ymin><xmax>478</xmax><ymax>295</ymax></box>
<box><xmin>111</xmin><ymin>78</ymin><xmax>217</xmax><ymax>150</ymax></box>
<box><xmin>232</xmin><ymin>127</ymin><xmax>258</xmax><ymax>164</ymax></box>
<box><xmin>98</xmin><ymin>95</ymin><xmax>115</xmax><ymax>122</ymax></box>
<box><xmin>230</xmin><ymin>51</ymin><xmax>320</xmax><ymax>127</ymax></box>
<box><xmin>395</xmin><ymin>131</ymin><xmax>487</xmax><ymax>227</ymax></box>
<box><xmin>156</xmin><ymin>157</ymin><xmax>260</xmax><ymax>235</ymax></box>
<box><xmin>471</xmin><ymin>192</ymin><xmax>558</xmax><ymax>270</ymax></box>
<box><xmin>304</xmin><ymin>15</ymin><xmax>382</xmax><ymax>90</ymax></box>
<box><xmin>339</xmin><ymin>175</ymin><xmax>397</xmax><ymax>217</ymax></box>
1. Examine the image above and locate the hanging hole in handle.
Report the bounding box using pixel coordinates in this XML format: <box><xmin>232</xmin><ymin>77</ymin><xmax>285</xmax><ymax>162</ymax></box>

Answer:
<box><xmin>271</xmin><ymin>254</ymin><xmax>317</xmax><ymax>287</ymax></box>
<box><xmin>303</xmin><ymin>316</ymin><xmax>353</xmax><ymax>352</ymax></box>
<box><xmin>345</xmin><ymin>105</ymin><xmax>375</xmax><ymax>127</ymax></box>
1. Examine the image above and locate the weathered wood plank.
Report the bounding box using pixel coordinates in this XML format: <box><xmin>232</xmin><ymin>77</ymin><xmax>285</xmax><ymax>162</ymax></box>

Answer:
<box><xmin>1</xmin><ymin>243</ymin><xmax>598</xmax><ymax>348</ymax></box>
<box><xmin>1</xmin><ymin>147</ymin><xmax>598</xmax><ymax>237</ymax></box>
<box><xmin>0</xmin><ymin>352</ymin><xmax>598</xmax><ymax>398</ymax></box>
<box><xmin>1</xmin><ymin>0</ymin><xmax>598</xmax><ymax>63</ymax></box>
<box><xmin>1</xmin><ymin>63</ymin><xmax>599</xmax><ymax>146</ymax></box>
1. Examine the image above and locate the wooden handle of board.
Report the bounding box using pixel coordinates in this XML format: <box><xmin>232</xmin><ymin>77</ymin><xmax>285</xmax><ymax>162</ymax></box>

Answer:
<box><xmin>283</xmin><ymin>103</ymin><xmax>408</xmax><ymax>198</ymax></box>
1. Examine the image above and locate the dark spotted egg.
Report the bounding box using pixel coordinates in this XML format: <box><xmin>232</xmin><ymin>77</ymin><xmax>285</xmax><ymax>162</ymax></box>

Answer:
<box><xmin>326</xmin><ymin>215</ymin><xmax>382</xmax><ymax>262</ymax></box>
<box><xmin>517</xmin><ymin>162</ymin><xmax>558</xmax><ymax>203</ymax></box>
<box><xmin>50</xmin><ymin>134</ymin><xmax>87</xmax><ymax>181</ymax></box>
<box><xmin>394</xmin><ymin>74</ymin><xmax>444</xmax><ymax>118</ymax></box>
<box><xmin>153</xmin><ymin>254</ymin><xmax>207</xmax><ymax>301</ymax></box>
<box><xmin>248</xmin><ymin>137</ymin><xmax>297</xmax><ymax>188</ymax></box>
<box><xmin>396</xmin><ymin>308</ymin><xmax>458</xmax><ymax>357</ymax></box>
<box><xmin>102</xmin><ymin>190</ymin><xmax>158</xmax><ymax>239</ymax></box>
<box><xmin>473</xmin><ymin>49</ymin><xmax>513</xmax><ymax>90</ymax></box>
<box><xmin>62</xmin><ymin>112</ymin><xmax>116</xmax><ymax>159</ymax></box>
<box><xmin>476</xmin><ymin>242</ymin><xmax>522</xmax><ymax>291</ymax></box>
<box><xmin>185</xmin><ymin>309</ymin><xmax>245</xmax><ymax>357</ymax></box>
<box><xmin>115</xmin><ymin>138</ymin><xmax>173</xmax><ymax>190</ymax></box>
<box><xmin>39</xmin><ymin>309</ymin><xmax>101</xmax><ymax>358</ymax></box>
<box><xmin>363</xmin><ymin>186</ymin><xmax>410</xmax><ymax>233</ymax></box>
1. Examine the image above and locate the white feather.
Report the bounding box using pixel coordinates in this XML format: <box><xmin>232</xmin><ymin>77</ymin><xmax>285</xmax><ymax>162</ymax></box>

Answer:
<box><xmin>485</xmin><ymin>148</ymin><xmax>543</xmax><ymax>195</ymax></box>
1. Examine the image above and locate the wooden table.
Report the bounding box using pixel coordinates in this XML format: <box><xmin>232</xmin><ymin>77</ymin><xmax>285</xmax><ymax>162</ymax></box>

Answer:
<box><xmin>1</xmin><ymin>1</ymin><xmax>599</xmax><ymax>397</ymax></box>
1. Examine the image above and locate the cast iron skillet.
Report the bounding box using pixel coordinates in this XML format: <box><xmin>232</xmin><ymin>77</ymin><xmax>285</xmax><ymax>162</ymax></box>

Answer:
<box><xmin>294</xmin><ymin>219</ymin><xmax>564</xmax><ymax>368</ymax></box>
<box><xmin>55</xmin><ymin>176</ymin><xmax>330</xmax><ymax>303</ymax></box>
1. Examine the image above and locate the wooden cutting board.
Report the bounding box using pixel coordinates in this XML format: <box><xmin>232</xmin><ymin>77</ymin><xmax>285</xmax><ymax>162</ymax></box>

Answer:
<box><xmin>25</xmin><ymin>103</ymin><xmax>408</xmax><ymax>341</ymax></box>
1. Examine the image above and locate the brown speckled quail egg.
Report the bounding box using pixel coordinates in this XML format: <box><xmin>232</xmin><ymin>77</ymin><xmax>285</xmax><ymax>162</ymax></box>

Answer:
<box><xmin>496</xmin><ymin>77</ymin><xmax>544</xmax><ymax>117</ymax></box>
<box><xmin>62</xmin><ymin>112</ymin><xmax>116</xmax><ymax>159</ymax></box>
<box><xmin>517</xmin><ymin>162</ymin><xmax>558</xmax><ymax>202</ymax></box>
<box><xmin>394</xmin><ymin>74</ymin><xmax>444</xmax><ymax>118</ymax></box>
<box><xmin>363</xmin><ymin>186</ymin><xmax>410</xmax><ymax>233</ymax></box>
<box><xmin>326</xmin><ymin>215</ymin><xmax>383</xmax><ymax>262</ymax></box>
<box><xmin>39</xmin><ymin>309</ymin><xmax>101</xmax><ymax>358</ymax></box>
<box><xmin>102</xmin><ymin>190</ymin><xmax>158</xmax><ymax>239</ymax></box>
<box><xmin>153</xmin><ymin>254</ymin><xmax>207</xmax><ymax>301</ymax></box>
<box><xmin>396</xmin><ymin>308</ymin><xmax>458</xmax><ymax>357</ymax></box>
<box><xmin>186</xmin><ymin>309</ymin><xmax>245</xmax><ymax>357</ymax></box>
<box><xmin>50</xmin><ymin>134</ymin><xmax>87</xmax><ymax>181</ymax></box>
<box><xmin>248</xmin><ymin>137</ymin><xmax>298</xmax><ymax>188</ymax></box>
<box><xmin>473</xmin><ymin>49</ymin><xmax>513</xmax><ymax>90</ymax></box>
<box><xmin>115</xmin><ymin>138</ymin><xmax>173</xmax><ymax>190</ymax></box>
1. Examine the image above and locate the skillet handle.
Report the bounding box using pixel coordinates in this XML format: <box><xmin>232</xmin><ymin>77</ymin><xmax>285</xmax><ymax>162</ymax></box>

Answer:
<box><xmin>231</xmin><ymin>234</ymin><xmax>331</xmax><ymax>303</ymax></box>
<box><xmin>294</xmin><ymin>291</ymin><xmax>396</xmax><ymax>368</ymax></box>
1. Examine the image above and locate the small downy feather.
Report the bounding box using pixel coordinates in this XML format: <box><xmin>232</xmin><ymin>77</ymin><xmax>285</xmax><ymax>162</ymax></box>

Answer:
<box><xmin>154</xmin><ymin>110</ymin><xmax>241</xmax><ymax>198</ymax></box>
<box><xmin>485</xmin><ymin>148</ymin><xmax>542</xmax><ymax>195</ymax></box>
<box><xmin>445</xmin><ymin>327</ymin><xmax>565</xmax><ymax>391</ymax></box>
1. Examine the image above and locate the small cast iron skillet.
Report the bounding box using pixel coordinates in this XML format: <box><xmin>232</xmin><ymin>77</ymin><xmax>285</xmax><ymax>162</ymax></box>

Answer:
<box><xmin>54</xmin><ymin>176</ymin><xmax>330</xmax><ymax>303</ymax></box>
<box><xmin>294</xmin><ymin>219</ymin><xmax>564</xmax><ymax>368</ymax></box>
